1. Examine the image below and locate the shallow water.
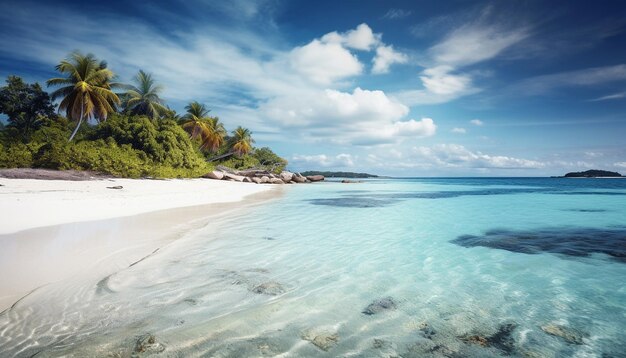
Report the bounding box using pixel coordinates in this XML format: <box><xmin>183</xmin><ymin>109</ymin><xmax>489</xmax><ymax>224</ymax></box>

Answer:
<box><xmin>1</xmin><ymin>178</ymin><xmax>625</xmax><ymax>357</ymax></box>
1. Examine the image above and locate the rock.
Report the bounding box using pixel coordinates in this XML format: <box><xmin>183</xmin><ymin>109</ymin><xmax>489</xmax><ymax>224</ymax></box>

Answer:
<box><xmin>270</xmin><ymin>178</ymin><xmax>285</xmax><ymax>184</ymax></box>
<box><xmin>243</xmin><ymin>177</ymin><xmax>252</xmax><ymax>183</ymax></box>
<box><xmin>251</xmin><ymin>177</ymin><xmax>262</xmax><ymax>184</ymax></box>
<box><xmin>419</xmin><ymin>322</ymin><xmax>436</xmax><ymax>339</ymax></box>
<box><xmin>134</xmin><ymin>334</ymin><xmax>165</xmax><ymax>355</ymax></box>
<box><xmin>460</xmin><ymin>323</ymin><xmax>517</xmax><ymax>354</ymax></box>
<box><xmin>306</xmin><ymin>175</ymin><xmax>324</xmax><ymax>182</ymax></box>
<box><xmin>251</xmin><ymin>281</ymin><xmax>285</xmax><ymax>295</ymax></box>
<box><xmin>362</xmin><ymin>297</ymin><xmax>397</xmax><ymax>315</ymax></box>
<box><xmin>541</xmin><ymin>324</ymin><xmax>587</xmax><ymax>345</ymax></box>
<box><xmin>260</xmin><ymin>176</ymin><xmax>270</xmax><ymax>183</ymax></box>
<box><xmin>302</xmin><ymin>331</ymin><xmax>339</xmax><ymax>351</ymax></box>
<box><xmin>202</xmin><ymin>170</ymin><xmax>224</xmax><ymax>180</ymax></box>
<box><xmin>223</xmin><ymin>173</ymin><xmax>246</xmax><ymax>182</ymax></box>
<box><xmin>280</xmin><ymin>171</ymin><xmax>293</xmax><ymax>182</ymax></box>
<box><xmin>341</xmin><ymin>179</ymin><xmax>361</xmax><ymax>183</ymax></box>
<box><xmin>106</xmin><ymin>185</ymin><xmax>123</xmax><ymax>189</ymax></box>
<box><xmin>292</xmin><ymin>173</ymin><xmax>306</xmax><ymax>183</ymax></box>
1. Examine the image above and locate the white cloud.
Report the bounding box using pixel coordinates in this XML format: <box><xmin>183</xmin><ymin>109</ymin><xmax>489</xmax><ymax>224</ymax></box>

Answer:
<box><xmin>514</xmin><ymin>64</ymin><xmax>626</xmax><ymax>95</ymax></box>
<box><xmin>430</xmin><ymin>25</ymin><xmax>529</xmax><ymax>66</ymax></box>
<box><xmin>420</xmin><ymin>65</ymin><xmax>472</xmax><ymax>95</ymax></box>
<box><xmin>614</xmin><ymin>162</ymin><xmax>626</xmax><ymax>168</ymax></box>
<box><xmin>470</xmin><ymin>119</ymin><xmax>484</xmax><ymax>126</ymax></box>
<box><xmin>372</xmin><ymin>45</ymin><xmax>408</xmax><ymax>74</ymax></box>
<box><xmin>289</xmin><ymin>39</ymin><xmax>363</xmax><ymax>84</ymax></box>
<box><xmin>321</xmin><ymin>23</ymin><xmax>381</xmax><ymax>51</ymax></box>
<box><xmin>590</xmin><ymin>91</ymin><xmax>626</xmax><ymax>101</ymax></box>
<box><xmin>412</xmin><ymin>144</ymin><xmax>545</xmax><ymax>169</ymax></box>
<box><xmin>383</xmin><ymin>9</ymin><xmax>412</xmax><ymax>20</ymax></box>
<box><xmin>451</xmin><ymin>127</ymin><xmax>466</xmax><ymax>133</ymax></box>
<box><xmin>292</xmin><ymin>153</ymin><xmax>355</xmax><ymax>168</ymax></box>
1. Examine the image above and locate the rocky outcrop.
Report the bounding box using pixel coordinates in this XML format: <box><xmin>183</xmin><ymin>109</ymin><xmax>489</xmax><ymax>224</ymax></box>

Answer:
<box><xmin>306</xmin><ymin>175</ymin><xmax>325</xmax><ymax>182</ymax></box>
<box><xmin>251</xmin><ymin>281</ymin><xmax>285</xmax><ymax>295</ymax></box>
<box><xmin>202</xmin><ymin>169</ymin><xmax>325</xmax><ymax>185</ymax></box>
<box><xmin>301</xmin><ymin>330</ymin><xmax>339</xmax><ymax>351</ymax></box>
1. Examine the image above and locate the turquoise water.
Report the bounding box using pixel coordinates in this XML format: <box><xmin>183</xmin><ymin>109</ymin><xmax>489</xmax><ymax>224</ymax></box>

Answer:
<box><xmin>1</xmin><ymin>178</ymin><xmax>625</xmax><ymax>357</ymax></box>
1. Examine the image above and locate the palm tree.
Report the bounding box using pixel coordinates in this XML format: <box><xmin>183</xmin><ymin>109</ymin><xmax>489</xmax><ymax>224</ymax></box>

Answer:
<box><xmin>180</xmin><ymin>101</ymin><xmax>226</xmax><ymax>152</ymax></box>
<box><xmin>47</xmin><ymin>52</ymin><xmax>121</xmax><ymax>141</ymax></box>
<box><xmin>123</xmin><ymin>70</ymin><xmax>168</xmax><ymax>121</ymax></box>
<box><xmin>230</xmin><ymin>126</ymin><xmax>254</xmax><ymax>156</ymax></box>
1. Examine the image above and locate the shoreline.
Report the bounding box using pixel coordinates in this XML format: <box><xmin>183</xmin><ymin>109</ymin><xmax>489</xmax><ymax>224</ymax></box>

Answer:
<box><xmin>0</xmin><ymin>177</ymin><xmax>276</xmax><ymax>234</ymax></box>
<box><xmin>0</xmin><ymin>179</ymin><xmax>282</xmax><ymax>312</ymax></box>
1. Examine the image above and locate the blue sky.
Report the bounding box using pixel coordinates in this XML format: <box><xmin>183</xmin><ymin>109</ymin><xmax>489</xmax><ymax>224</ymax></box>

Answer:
<box><xmin>1</xmin><ymin>0</ymin><xmax>625</xmax><ymax>176</ymax></box>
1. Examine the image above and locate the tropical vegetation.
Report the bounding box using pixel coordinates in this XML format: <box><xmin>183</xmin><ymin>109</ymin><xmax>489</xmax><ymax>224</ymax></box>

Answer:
<box><xmin>0</xmin><ymin>52</ymin><xmax>287</xmax><ymax>177</ymax></box>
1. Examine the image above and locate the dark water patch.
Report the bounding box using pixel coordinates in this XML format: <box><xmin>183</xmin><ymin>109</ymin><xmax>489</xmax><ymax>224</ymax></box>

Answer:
<box><xmin>451</xmin><ymin>226</ymin><xmax>626</xmax><ymax>263</ymax></box>
<box><xmin>563</xmin><ymin>208</ymin><xmax>609</xmax><ymax>213</ymax></box>
<box><xmin>308</xmin><ymin>197</ymin><xmax>400</xmax><ymax>208</ymax></box>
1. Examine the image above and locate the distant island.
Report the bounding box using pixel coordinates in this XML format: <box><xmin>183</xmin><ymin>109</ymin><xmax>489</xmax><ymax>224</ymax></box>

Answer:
<box><xmin>300</xmin><ymin>171</ymin><xmax>379</xmax><ymax>178</ymax></box>
<box><xmin>561</xmin><ymin>170</ymin><xmax>623</xmax><ymax>178</ymax></box>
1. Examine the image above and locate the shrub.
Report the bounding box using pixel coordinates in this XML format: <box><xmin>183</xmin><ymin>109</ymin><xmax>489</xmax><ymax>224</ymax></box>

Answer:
<box><xmin>0</xmin><ymin>142</ymin><xmax>34</xmax><ymax>168</ymax></box>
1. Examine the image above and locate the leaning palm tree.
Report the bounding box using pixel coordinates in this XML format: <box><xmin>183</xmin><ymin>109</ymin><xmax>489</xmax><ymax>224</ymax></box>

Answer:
<box><xmin>180</xmin><ymin>101</ymin><xmax>226</xmax><ymax>152</ymax></box>
<box><xmin>230</xmin><ymin>126</ymin><xmax>254</xmax><ymax>156</ymax></box>
<box><xmin>123</xmin><ymin>70</ymin><xmax>168</xmax><ymax>121</ymax></box>
<box><xmin>47</xmin><ymin>52</ymin><xmax>121</xmax><ymax>141</ymax></box>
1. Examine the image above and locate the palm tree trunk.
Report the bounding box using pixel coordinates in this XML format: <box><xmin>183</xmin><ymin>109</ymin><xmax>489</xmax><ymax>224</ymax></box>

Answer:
<box><xmin>69</xmin><ymin>95</ymin><xmax>85</xmax><ymax>142</ymax></box>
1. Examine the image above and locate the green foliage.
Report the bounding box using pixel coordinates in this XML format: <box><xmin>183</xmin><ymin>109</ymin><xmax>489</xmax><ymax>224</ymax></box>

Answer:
<box><xmin>0</xmin><ymin>142</ymin><xmax>34</xmax><ymax>168</ymax></box>
<box><xmin>219</xmin><ymin>155</ymin><xmax>261</xmax><ymax>171</ymax></box>
<box><xmin>92</xmin><ymin>114</ymin><xmax>208</xmax><ymax>170</ymax></box>
<box><xmin>252</xmin><ymin>147</ymin><xmax>287</xmax><ymax>173</ymax></box>
<box><xmin>0</xmin><ymin>76</ymin><xmax>56</xmax><ymax>142</ymax></box>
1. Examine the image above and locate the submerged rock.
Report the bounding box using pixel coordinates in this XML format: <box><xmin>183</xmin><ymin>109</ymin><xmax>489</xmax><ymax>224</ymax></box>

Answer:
<box><xmin>418</xmin><ymin>322</ymin><xmax>436</xmax><ymax>339</ymax></box>
<box><xmin>251</xmin><ymin>281</ymin><xmax>285</xmax><ymax>296</ymax></box>
<box><xmin>106</xmin><ymin>185</ymin><xmax>123</xmax><ymax>189</ymax></box>
<box><xmin>362</xmin><ymin>297</ymin><xmax>397</xmax><ymax>315</ymax></box>
<box><xmin>133</xmin><ymin>334</ymin><xmax>165</xmax><ymax>356</ymax></box>
<box><xmin>460</xmin><ymin>323</ymin><xmax>517</xmax><ymax>354</ymax></box>
<box><xmin>301</xmin><ymin>331</ymin><xmax>339</xmax><ymax>351</ymax></box>
<box><xmin>541</xmin><ymin>324</ymin><xmax>587</xmax><ymax>345</ymax></box>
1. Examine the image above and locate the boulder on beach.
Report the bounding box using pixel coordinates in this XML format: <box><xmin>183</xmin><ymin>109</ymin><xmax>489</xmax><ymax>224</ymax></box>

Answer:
<box><xmin>270</xmin><ymin>178</ymin><xmax>285</xmax><ymax>184</ymax></box>
<box><xmin>280</xmin><ymin>171</ymin><xmax>294</xmax><ymax>182</ymax></box>
<box><xmin>362</xmin><ymin>297</ymin><xmax>397</xmax><ymax>315</ymax></box>
<box><xmin>243</xmin><ymin>177</ymin><xmax>252</xmax><ymax>183</ymax></box>
<box><xmin>260</xmin><ymin>176</ymin><xmax>270</xmax><ymax>183</ymax></box>
<box><xmin>251</xmin><ymin>177</ymin><xmax>262</xmax><ymax>184</ymax></box>
<box><xmin>292</xmin><ymin>173</ymin><xmax>306</xmax><ymax>183</ymax></box>
<box><xmin>223</xmin><ymin>173</ymin><xmax>246</xmax><ymax>182</ymax></box>
<box><xmin>202</xmin><ymin>170</ymin><xmax>224</xmax><ymax>180</ymax></box>
<box><xmin>306</xmin><ymin>175</ymin><xmax>325</xmax><ymax>182</ymax></box>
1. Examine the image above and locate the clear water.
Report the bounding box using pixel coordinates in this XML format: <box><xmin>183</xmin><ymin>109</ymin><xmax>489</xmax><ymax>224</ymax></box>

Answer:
<box><xmin>1</xmin><ymin>178</ymin><xmax>625</xmax><ymax>357</ymax></box>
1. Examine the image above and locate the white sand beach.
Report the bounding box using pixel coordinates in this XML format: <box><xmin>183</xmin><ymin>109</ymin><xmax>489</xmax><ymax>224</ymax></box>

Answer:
<box><xmin>0</xmin><ymin>178</ymin><xmax>279</xmax><ymax>311</ymax></box>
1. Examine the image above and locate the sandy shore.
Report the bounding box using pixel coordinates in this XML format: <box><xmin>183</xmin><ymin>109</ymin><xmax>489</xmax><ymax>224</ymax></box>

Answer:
<box><xmin>0</xmin><ymin>177</ymin><xmax>280</xmax><ymax>311</ymax></box>
<box><xmin>0</xmin><ymin>178</ymin><xmax>274</xmax><ymax>234</ymax></box>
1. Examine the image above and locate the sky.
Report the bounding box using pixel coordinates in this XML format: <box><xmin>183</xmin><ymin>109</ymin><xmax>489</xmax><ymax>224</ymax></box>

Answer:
<box><xmin>0</xmin><ymin>0</ymin><xmax>625</xmax><ymax>176</ymax></box>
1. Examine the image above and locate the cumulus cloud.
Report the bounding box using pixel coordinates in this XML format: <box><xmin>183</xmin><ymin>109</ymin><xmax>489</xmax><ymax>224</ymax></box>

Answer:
<box><xmin>289</xmin><ymin>39</ymin><xmax>363</xmax><ymax>84</ymax></box>
<box><xmin>321</xmin><ymin>23</ymin><xmax>381</xmax><ymax>51</ymax></box>
<box><xmin>470</xmin><ymin>119</ymin><xmax>484</xmax><ymax>126</ymax></box>
<box><xmin>372</xmin><ymin>45</ymin><xmax>408</xmax><ymax>74</ymax></box>
<box><xmin>452</xmin><ymin>127</ymin><xmax>466</xmax><ymax>133</ymax></box>
<box><xmin>292</xmin><ymin>153</ymin><xmax>355</xmax><ymax>168</ymax></box>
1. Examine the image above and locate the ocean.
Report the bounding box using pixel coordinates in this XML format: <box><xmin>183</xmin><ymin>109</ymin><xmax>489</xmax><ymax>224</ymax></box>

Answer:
<box><xmin>1</xmin><ymin>178</ymin><xmax>625</xmax><ymax>357</ymax></box>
